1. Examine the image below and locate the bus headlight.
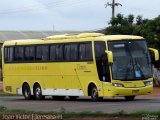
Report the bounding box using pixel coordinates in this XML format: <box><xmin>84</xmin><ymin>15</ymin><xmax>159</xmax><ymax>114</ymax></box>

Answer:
<box><xmin>144</xmin><ymin>81</ymin><xmax>153</xmax><ymax>86</ymax></box>
<box><xmin>112</xmin><ymin>83</ymin><xmax>124</xmax><ymax>87</ymax></box>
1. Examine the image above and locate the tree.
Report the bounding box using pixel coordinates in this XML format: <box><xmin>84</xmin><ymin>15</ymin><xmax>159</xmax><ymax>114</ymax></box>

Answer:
<box><xmin>136</xmin><ymin>15</ymin><xmax>143</xmax><ymax>25</ymax></box>
<box><xmin>116</xmin><ymin>13</ymin><xmax>124</xmax><ymax>25</ymax></box>
<box><xmin>109</xmin><ymin>17</ymin><xmax>118</xmax><ymax>26</ymax></box>
<box><xmin>127</xmin><ymin>14</ymin><xmax>134</xmax><ymax>24</ymax></box>
<box><xmin>105</xmin><ymin>13</ymin><xmax>135</xmax><ymax>35</ymax></box>
<box><xmin>105</xmin><ymin>14</ymin><xmax>160</xmax><ymax>50</ymax></box>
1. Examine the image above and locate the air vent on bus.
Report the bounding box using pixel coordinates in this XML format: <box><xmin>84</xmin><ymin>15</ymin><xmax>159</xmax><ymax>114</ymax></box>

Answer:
<box><xmin>43</xmin><ymin>33</ymin><xmax>104</xmax><ymax>40</ymax></box>
<box><xmin>46</xmin><ymin>34</ymin><xmax>68</xmax><ymax>39</ymax></box>
<box><xmin>77</xmin><ymin>33</ymin><xmax>104</xmax><ymax>38</ymax></box>
<box><xmin>44</xmin><ymin>34</ymin><xmax>77</xmax><ymax>40</ymax></box>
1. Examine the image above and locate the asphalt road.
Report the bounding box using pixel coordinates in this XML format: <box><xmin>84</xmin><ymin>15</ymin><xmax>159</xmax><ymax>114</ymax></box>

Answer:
<box><xmin>0</xmin><ymin>96</ymin><xmax>160</xmax><ymax>113</ymax></box>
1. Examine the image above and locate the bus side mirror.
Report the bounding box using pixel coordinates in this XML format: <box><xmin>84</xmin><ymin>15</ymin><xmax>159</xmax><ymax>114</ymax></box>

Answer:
<box><xmin>148</xmin><ymin>48</ymin><xmax>159</xmax><ymax>61</ymax></box>
<box><xmin>105</xmin><ymin>51</ymin><xmax>113</xmax><ymax>64</ymax></box>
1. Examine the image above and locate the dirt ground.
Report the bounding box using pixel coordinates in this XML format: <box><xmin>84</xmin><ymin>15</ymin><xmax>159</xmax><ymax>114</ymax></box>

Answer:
<box><xmin>149</xmin><ymin>87</ymin><xmax>160</xmax><ymax>96</ymax></box>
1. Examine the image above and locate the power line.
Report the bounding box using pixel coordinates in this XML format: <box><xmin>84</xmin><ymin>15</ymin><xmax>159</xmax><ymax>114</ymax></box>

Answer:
<box><xmin>0</xmin><ymin>0</ymin><xmax>92</xmax><ymax>15</ymax></box>
<box><xmin>0</xmin><ymin>0</ymin><xmax>66</xmax><ymax>13</ymax></box>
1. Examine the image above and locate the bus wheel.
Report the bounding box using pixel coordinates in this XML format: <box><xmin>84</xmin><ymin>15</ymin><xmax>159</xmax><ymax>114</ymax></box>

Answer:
<box><xmin>125</xmin><ymin>96</ymin><xmax>135</xmax><ymax>101</ymax></box>
<box><xmin>90</xmin><ymin>86</ymin><xmax>103</xmax><ymax>102</ymax></box>
<box><xmin>69</xmin><ymin>96</ymin><xmax>79</xmax><ymax>100</ymax></box>
<box><xmin>34</xmin><ymin>84</ymin><xmax>45</xmax><ymax>100</ymax></box>
<box><xmin>52</xmin><ymin>96</ymin><xmax>65</xmax><ymax>100</ymax></box>
<box><xmin>22</xmin><ymin>84</ymin><xmax>32</xmax><ymax>100</ymax></box>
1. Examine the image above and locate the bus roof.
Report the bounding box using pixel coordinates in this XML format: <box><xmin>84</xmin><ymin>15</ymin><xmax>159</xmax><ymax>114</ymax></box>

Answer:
<box><xmin>3</xmin><ymin>33</ymin><xmax>144</xmax><ymax>46</ymax></box>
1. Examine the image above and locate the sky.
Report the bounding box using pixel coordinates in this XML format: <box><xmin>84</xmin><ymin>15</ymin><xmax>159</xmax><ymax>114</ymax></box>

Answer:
<box><xmin>0</xmin><ymin>0</ymin><xmax>160</xmax><ymax>31</ymax></box>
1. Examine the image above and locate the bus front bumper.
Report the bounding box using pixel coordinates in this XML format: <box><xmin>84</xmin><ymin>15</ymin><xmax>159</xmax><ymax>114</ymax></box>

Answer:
<box><xmin>103</xmin><ymin>85</ymin><xmax>153</xmax><ymax>97</ymax></box>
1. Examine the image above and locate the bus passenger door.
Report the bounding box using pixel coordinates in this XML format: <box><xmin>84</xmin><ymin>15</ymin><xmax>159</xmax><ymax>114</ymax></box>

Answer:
<box><xmin>94</xmin><ymin>41</ymin><xmax>111</xmax><ymax>96</ymax></box>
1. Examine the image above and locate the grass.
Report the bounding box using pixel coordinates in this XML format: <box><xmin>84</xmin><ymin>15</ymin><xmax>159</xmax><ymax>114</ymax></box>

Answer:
<box><xmin>0</xmin><ymin>106</ymin><xmax>160</xmax><ymax>119</ymax></box>
<box><xmin>0</xmin><ymin>93</ymin><xmax>20</xmax><ymax>96</ymax></box>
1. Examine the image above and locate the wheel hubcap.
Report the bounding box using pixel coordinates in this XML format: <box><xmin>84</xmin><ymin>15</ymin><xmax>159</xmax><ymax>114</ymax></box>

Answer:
<box><xmin>36</xmin><ymin>88</ymin><xmax>41</xmax><ymax>97</ymax></box>
<box><xmin>24</xmin><ymin>89</ymin><xmax>29</xmax><ymax>97</ymax></box>
<box><xmin>92</xmin><ymin>88</ymin><xmax>98</xmax><ymax>99</ymax></box>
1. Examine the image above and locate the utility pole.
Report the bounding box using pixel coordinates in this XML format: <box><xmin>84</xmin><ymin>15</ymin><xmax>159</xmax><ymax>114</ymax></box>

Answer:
<box><xmin>105</xmin><ymin>0</ymin><xmax>122</xmax><ymax>18</ymax></box>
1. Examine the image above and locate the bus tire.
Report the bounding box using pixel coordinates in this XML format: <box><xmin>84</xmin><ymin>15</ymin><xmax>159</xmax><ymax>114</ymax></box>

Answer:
<box><xmin>33</xmin><ymin>84</ymin><xmax>45</xmax><ymax>100</ymax></box>
<box><xmin>22</xmin><ymin>83</ymin><xmax>32</xmax><ymax>100</ymax></box>
<box><xmin>125</xmin><ymin>96</ymin><xmax>135</xmax><ymax>101</ymax></box>
<box><xmin>90</xmin><ymin>86</ymin><xmax>103</xmax><ymax>102</ymax></box>
<box><xmin>69</xmin><ymin>96</ymin><xmax>79</xmax><ymax>100</ymax></box>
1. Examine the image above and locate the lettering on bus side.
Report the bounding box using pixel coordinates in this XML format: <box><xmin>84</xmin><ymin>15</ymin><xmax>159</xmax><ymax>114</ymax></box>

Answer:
<box><xmin>8</xmin><ymin>66</ymin><xmax>48</xmax><ymax>71</ymax></box>
<box><xmin>77</xmin><ymin>64</ymin><xmax>86</xmax><ymax>70</ymax></box>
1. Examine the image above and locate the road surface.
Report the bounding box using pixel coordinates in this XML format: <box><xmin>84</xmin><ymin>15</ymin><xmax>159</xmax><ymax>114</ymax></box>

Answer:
<box><xmin>0</xmin><ymin>96</ymin><xmax>160</xmax><ymax>113</ymax></box>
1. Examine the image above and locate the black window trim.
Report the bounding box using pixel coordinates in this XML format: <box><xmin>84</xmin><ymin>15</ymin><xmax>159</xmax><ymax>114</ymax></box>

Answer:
<box><xmin>3</xmin><ymin>41</ymin><xmax>93</xmax><ymax>64</ymax></box>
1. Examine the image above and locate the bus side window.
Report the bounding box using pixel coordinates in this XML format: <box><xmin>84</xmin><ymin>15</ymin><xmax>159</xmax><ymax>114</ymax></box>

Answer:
<box><xmin>4</xmin><ymin>47</ymin><xmax>8</xmax><ymax>62</ymax></box>
<box><xmin>24</xmin><ymin>47</ymin><xmax>30</xmax><ymax>60</ymax></box>
<box><xmin>36</xmin><ymin>46</ymin><xmax>42</xmax><ymax>61</ymax></box>
<box><xmin>9</xmin><ymin>47</ymin><xmax>14</xmax><ymax>62</ymax></box>
<box><xmin>50</xmin><ymin>45</ymin><xmax>56</xmax><ymax>61</ymax></box>
<box><xmin>64</xmin><ymin>43</ymin><xmax>78</xmax><ymax>61</ymax></box>
<box><xmin>79</xmin><ymin>44</ymin><xmax>85</xmax><ymax>60</ymax></box>
<box><xmin>24</xmin><ymin>46</ymin><xmax>35</xmax><ymax>61</ymax></box>
<box><xmin>55</xmin><ymin>44</ymin><xmax>63</xmax><ymax>61</ymax></box>
<box><xmin>79</xmin><ymin>42</ymin><xmax>93</xmax><ymax>61</ymax></box>
<box><xmin>35</xmin><ymin>45</ymin><xmax>49</xmax><ymax>61</ymax></box>
<box><xmin>64</xmin><ymin>44</ymin><xmax>71</xmax><ymax>61</ymax></box>
<box><xmin>14</xmin><ymin>46</ymin><xmax>24</xmax><ymax>61</ymax></box>
<box><xmin>70</xmin><ymin>44</ymin><xmax>78</xmax><ymax>61</ymax></box>
<box><xmin>4</xmin><ymin>47</ymin><xmax>14</xmax><ymax>62</ymax></box>
<box><xmin>42</xmin><ymin>46</ymin><xmax>49</xmax><ymax>61</ymax></box>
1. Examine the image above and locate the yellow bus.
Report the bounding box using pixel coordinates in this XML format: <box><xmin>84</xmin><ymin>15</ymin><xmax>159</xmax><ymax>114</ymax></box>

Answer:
<box><xmin>2</xmin><ymin>33</ymin><xmax>159</xmax><ymax>101</ymax></box>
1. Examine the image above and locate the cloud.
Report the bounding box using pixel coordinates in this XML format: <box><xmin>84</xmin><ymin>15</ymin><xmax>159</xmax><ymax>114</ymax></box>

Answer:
<box><xmin>0</xmin><ymin>0</ymin><xmax>50</xmax><ymax>15</ymax></box>
<box><xmin>117</xmin><ymin>0</ymin><xmax>160</xmax><ymax>18</ymax></box>
<box><xmin>0</xmin><ymin>0</ymin><xmax>160</xmax><ymax>31</ymax></box>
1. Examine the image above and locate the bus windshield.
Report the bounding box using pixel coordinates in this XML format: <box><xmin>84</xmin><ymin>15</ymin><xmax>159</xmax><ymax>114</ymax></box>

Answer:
<box><xmin>108</xmin><ymin>40</ymin><xmax>152</xmax><ymax>81</ymax></box>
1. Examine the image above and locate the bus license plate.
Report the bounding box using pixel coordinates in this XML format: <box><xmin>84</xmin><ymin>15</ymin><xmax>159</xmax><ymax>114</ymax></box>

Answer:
<box><xmin>132</xmin><ymin>90</ymin><xmax>139</xmax><ymax>94</ymax></box>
